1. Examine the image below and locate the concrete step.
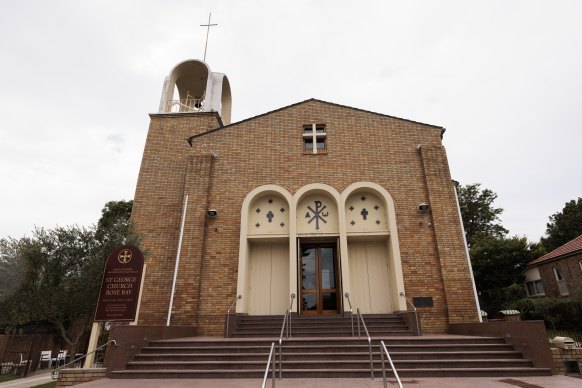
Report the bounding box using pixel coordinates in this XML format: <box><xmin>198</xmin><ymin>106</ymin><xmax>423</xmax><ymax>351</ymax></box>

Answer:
<box><xmin>111</xmin><ymin>366</ymin><xmax>552</xmax><ymax>379</ymax></box>
<box><xmin>146</xmin><ymin>337</ymin><xmax>511</xmax><ymax>349</ymax></box>
<box><xmin>232</xmin><ymin>330</ymin><xmax>415</xmax><ymax>337</ymax></box>
<box><xmin>125</xmin><ymin>358</ymin><xmax>536</xmax><ymax>371</ymax></box>
<box><xmin>235</xmin><ymin>322</ymin><xmax>409</xmax><ymax>329</ymax></box>
<box><xmin>134</xmin><ymin>350</ymin><xmax>525</xmax><ymax>362</ymax></box>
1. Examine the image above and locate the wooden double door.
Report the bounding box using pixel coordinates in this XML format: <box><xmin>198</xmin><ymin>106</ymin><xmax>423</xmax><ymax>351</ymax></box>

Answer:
<box><xmin>299</xmin><ymin>243</ymin><xmax>340</xmax><ymax>315</ymax></box>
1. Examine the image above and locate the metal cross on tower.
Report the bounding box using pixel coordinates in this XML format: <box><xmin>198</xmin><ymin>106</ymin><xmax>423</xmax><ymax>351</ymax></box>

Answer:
<box><xmin>200</xmin><ymin>12</ymin><xmax>218</xmax><ymax>62</ymax></box>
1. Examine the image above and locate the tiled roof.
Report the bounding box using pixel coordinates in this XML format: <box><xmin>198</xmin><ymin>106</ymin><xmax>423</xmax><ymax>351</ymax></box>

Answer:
<box><xmin>527</xmin><ymin>234</ymin><xmax>582</xmax><ymax>267</ymax></box>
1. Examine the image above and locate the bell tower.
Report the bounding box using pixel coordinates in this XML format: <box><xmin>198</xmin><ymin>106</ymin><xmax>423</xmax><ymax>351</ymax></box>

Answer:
<box><xmin>158</xmin><ymin>59</ymin><xmax>232</xmax><ymax>125</ymax></box>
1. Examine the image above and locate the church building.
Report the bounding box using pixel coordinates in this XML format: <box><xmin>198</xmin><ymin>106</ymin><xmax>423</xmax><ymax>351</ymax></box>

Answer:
<box><xmin>130</xmin><ymin>59</ymin><xmax>481</xmax><ymax>336</ymax></box>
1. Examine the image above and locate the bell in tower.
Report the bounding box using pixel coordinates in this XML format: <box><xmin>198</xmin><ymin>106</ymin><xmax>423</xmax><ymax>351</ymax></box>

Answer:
<box><xmin>158</xmin><ymin>59</ymin><xmax>232</xmax><ymax>125</ymax></box>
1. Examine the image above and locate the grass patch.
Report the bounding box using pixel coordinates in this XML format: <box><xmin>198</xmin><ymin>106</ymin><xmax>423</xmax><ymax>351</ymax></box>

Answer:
<box><xmin>0</xmin><ymin>375</ymin><xmax>20</xmax><ymax>382</ymax></box>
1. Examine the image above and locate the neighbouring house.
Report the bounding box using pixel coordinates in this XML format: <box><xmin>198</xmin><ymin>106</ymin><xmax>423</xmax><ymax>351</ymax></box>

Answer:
<box><xmin>524</xmin><ymin>234</ymin><xmax>582</xmax><ymax>298</ymax></box>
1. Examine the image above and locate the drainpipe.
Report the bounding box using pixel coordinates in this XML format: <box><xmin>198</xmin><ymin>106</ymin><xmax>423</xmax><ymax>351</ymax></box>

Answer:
<box><xmin>167</xmin><ymin>194</ymin><xmax>189</xmax><ymax>326</ymax></box>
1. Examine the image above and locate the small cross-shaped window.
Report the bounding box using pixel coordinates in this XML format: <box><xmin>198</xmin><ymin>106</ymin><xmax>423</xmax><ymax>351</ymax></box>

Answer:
<box><xmin>303</xmin><ymin>124</ymin><xmax>326</xmax><ymax>154</ymax></box>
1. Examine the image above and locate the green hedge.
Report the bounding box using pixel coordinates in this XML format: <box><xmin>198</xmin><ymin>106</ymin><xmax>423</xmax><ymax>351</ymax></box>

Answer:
<box><xmin>511</xmin><ymin>296</ymin><xmax>582</xmax><ymax>330</ymax></box>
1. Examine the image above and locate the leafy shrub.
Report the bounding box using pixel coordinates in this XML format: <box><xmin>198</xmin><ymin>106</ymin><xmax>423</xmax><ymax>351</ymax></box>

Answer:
<box><xmin>511</xmin><ymin>296</ymin><xmax>582</xmax><ymax>330</ymax></box>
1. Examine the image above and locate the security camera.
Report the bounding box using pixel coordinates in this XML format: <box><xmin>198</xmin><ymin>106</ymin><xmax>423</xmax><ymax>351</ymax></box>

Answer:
<box><xmin>418</xmin><ymin>203</ymin><xmax>430</xmax><ymax>212</ymax></box>
<box><xmin>207</xmin><ymin>209</ymin><xmax>218</xmax><ymax>218</ymax></box>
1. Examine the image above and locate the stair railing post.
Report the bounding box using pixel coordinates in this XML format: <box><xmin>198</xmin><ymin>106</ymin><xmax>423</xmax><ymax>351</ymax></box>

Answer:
<box><xmin>288</xmin><ymin>293</ymin><xmax>295</xmax><ymax>339</ymax></box>
<box><xmin>399</xmin><ymin>291</ymin><xmax>420</xmax><ymax>336</ymax></box>
<box><xmin>271</xmin><ymin>344</ymin><xmax>276</xmax><ymax>388</ymax></box>
<box><xmin>262</xmin><ymin>342</ymin><xmax>276</xmax><ymax>388</ymax></box>
<box><xmin>380</xmin><ymin>340</ymin><xmax>403</xmax><ymax>388</ymax></box>
<box><xmin>225</xmin><ymin>294</ymin><xmax>242</xmax><ymax>338</ymax></box>
<box><xmin>278</xmin><ymin>315</ymin><xmax>286</xmax><ymax>381</ymax></box>
<box><xmin>357</xmin><ymin>308</ymin><xmax>361</xmax><ymax>339</ymax></box>
<box><xmin>355</xmin><ymin>308</ymin><xmax>374</xmax><ymax>379</ymax></box>
<box><xmin>381</xmin><ymin>345</ymin><xmax>387</xmax><ymax>388</ymax></box>
<box><xmin>345</xmin><ymin>292</ymin><xmax>354</xmax><ymax>337</ymax></box>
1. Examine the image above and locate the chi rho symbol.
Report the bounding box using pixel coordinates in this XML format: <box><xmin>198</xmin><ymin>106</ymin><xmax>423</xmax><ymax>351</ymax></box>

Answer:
<box><xmin>305</xmin><ymin>200</ymin><xmax>329</xmax><ymax>230</ymax></box>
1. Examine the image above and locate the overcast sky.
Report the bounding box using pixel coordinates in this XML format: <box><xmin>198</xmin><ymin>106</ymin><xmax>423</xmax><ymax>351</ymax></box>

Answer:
<box><xmin>1</xmin><ymin>1</ymin><xmax>581</xmax><ymax>242</ymax></box>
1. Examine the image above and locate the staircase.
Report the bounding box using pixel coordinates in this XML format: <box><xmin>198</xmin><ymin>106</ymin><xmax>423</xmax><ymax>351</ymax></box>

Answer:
<box><xmin>232</xmin><ymin>314</ymin><xmax>414</xmax><ymax>337</ymax></box>
<box><xmin>110</xmin><ymin>314</ymin><xmax>552</xmax><ymax>379</ymax></box>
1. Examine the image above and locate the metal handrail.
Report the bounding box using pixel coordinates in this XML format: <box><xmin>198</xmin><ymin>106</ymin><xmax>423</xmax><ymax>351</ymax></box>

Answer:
<box><xmin>399</xmin><ymin>292</ymin><xmax>420</xmax><ymax>336</ymax></box>
<box><xmin>261</xmin><ymin>342</ymin><xmax>277</xmax><ymax>388</ymax></box>
<box><xmin>225</xmin><ymin>294</ymin><xmax>242</xmax><ymax>338</ymax></box>
<box><xmin>356</xmin><ymin>308</ymin><xmax>374</xmax><ymax>379</ymax></box>
<box><xmin>380</xmin><ymin>340</ymin><xmax>403</xmax><ymax>388</ymax></box>
<box><xmin>278</xmin><ymin>293</ymin><xmax>295</xmax><ymax>379</ymax></box>
<box><xmin>344</xmin><ymin>292</ymin><xmax>354</xmax><ymax>337</ymax></box>
<box><xmin>51</xmin><ymin>340</ymin><xmax>118</xmax><ymax>380</ymax></box>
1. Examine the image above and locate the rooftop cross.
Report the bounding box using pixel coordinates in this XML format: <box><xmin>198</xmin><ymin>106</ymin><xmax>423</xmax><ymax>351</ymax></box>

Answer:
<box><xmin>200</xmin><ymin>12</ymin><xmax>218</xmax><ymax>62</ymax></box>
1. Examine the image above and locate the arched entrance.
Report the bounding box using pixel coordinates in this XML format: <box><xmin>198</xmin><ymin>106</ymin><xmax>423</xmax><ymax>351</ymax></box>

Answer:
<box><xmin>236</xmin><ymin>182</ymin><xmax>406</xmax><ymax>315</ymax></box>
<box><xmin>295</xmin><ymin>185</ymin><xmax>342</xmax><ymax>315</ymax></box>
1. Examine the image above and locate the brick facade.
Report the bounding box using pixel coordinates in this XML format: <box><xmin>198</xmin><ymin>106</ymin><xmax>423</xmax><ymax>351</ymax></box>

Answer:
<box><xmin>537</xmin><ymin>252</ymin><xmax>582</xmax><ymax>298</ymax></box>
<box><xmin>131</xmin><ymin>99</ymin><xmax>480</xmax><ymax>335</ymax></box>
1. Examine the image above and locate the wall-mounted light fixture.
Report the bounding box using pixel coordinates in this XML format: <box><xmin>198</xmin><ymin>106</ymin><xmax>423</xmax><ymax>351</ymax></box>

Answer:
<box><xmin>418</xmin><ymin>203</ymin><xmax>430</xmax><ymax>212</ymax></box>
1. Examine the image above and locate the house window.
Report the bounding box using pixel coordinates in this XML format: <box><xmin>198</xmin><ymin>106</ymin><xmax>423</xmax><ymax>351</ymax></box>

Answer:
<box><xmin>553</xmin><ymin>267</ymin><xmax>569</xmax><ymax>296</ymax></box>
<box><xmin>579</xmin><ymin>260</ymin><xmax>582</xmax><ymax>273</ymax></box>
<box><xmin>303</xmin><ymin>124</ymin><xmax>326</xmax><ymax>154</ymax></box>
<box><xmin>525</xmin><ymin>280</ymin><xmax>545</xmax><ymax>296</ymax></box>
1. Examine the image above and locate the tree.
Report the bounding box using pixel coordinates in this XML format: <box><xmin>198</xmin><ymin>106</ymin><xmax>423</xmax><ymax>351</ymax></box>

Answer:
<box><xmin>541</xmin><ymin>197</ymin><xmax>582</xmax><ymax>252</ymax></box>
<box><xmin>456</xmin><ymin>183</ymin><xmax>542</xmax><ymax>312</ymax></box>
<box><xmin>0</xmin><ymin>237</ymin><xmax>24</xmax><ymax>303</ymax></box>
<box><xmin>0</xmin><ymin>226</ymin><xmax>98</xmax><ymax>357</ymax></box>
<box><xmin>0</xmin><ymin>200</ymin><xmax>138</xmax><ymax>359</ymax></box>
<box><xmin>470</xmin><ymin>235</ymin><xmax>537</xmax><ymax>293</ymax></box>
<box><xmin>457</xmin><ymin>183</ymin><xmax>508</xmax><ymax>247</ymax></box>
<box><xmin>95</xmin><ymin>200</ymin><xmax>133</xmax><ymax>242</ymax></box>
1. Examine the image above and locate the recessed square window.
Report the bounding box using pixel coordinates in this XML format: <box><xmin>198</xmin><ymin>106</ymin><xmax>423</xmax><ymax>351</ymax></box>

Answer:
<box><xmin>525</xmin><ymin>280</ymin><xmax>544</xmax><ymax>296</ymax></box>
<box><xmin>303</xmin><ymin>124</ymin><xmax>326</xmax><ymax>154</ymax></box>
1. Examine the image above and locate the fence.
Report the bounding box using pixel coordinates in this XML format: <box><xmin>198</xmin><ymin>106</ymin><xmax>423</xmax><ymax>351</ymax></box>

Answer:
<box><xmin>0</xmin><ymin>325</ymin><xmax>92</xmax><ymax>378</ymax></box>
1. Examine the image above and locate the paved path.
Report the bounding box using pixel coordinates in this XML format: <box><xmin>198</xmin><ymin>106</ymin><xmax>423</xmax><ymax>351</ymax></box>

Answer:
<box><xmin>75</xmin><ymin>375</ymin><xmax>582</xmax><ymax>388</ymax></box>
<box><xmin>0</xmin><ymin>371</ymin><xmax>53</xmax><ymax>388</ymax></box>
<box><xmin>1</xmin><ymin>372</ymin><xmax>580</xmax><ymax>387</ymax></box>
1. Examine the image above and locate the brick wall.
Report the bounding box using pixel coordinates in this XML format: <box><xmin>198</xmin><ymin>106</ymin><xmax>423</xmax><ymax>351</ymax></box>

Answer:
<box><xmin>131</xmin><ymin>113</ymin><xmax>221</xmax><ymax>325</ymax></box>
<box><xmin>551</xmin><ymin>347</ymin><xmax>582</xmax><ymax>375</ymax></box>
<box><xmin>131</xmin><ymin>100</ymin><xmax>479</xmax><ymax>334</ymax></box>
<box><xmin>56</xmin><ymin>368</ymin><xmax>106</xmax><ymax>387</ymax></box>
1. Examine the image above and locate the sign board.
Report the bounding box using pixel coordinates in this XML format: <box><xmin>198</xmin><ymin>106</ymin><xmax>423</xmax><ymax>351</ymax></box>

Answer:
<box><xmin>94</xmin><ymin>245</ymin><xmax>144</xmax><ymax>321</ymax></box>
<box><xmin>413</xmin><ymin>296</ymin><xmax>434</xmax><ymax>308</ymax></box>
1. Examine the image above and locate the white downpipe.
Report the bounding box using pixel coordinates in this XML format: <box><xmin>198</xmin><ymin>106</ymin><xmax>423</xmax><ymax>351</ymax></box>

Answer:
<box><xmin>167</xmin><ymin>194</ymin><xmax>189</xmax><ymax>326</ymax></box>
<box><xmin>453</xmin><ymin>186</ymin><xmax>482</xmax><ymax>322</ymax></box>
